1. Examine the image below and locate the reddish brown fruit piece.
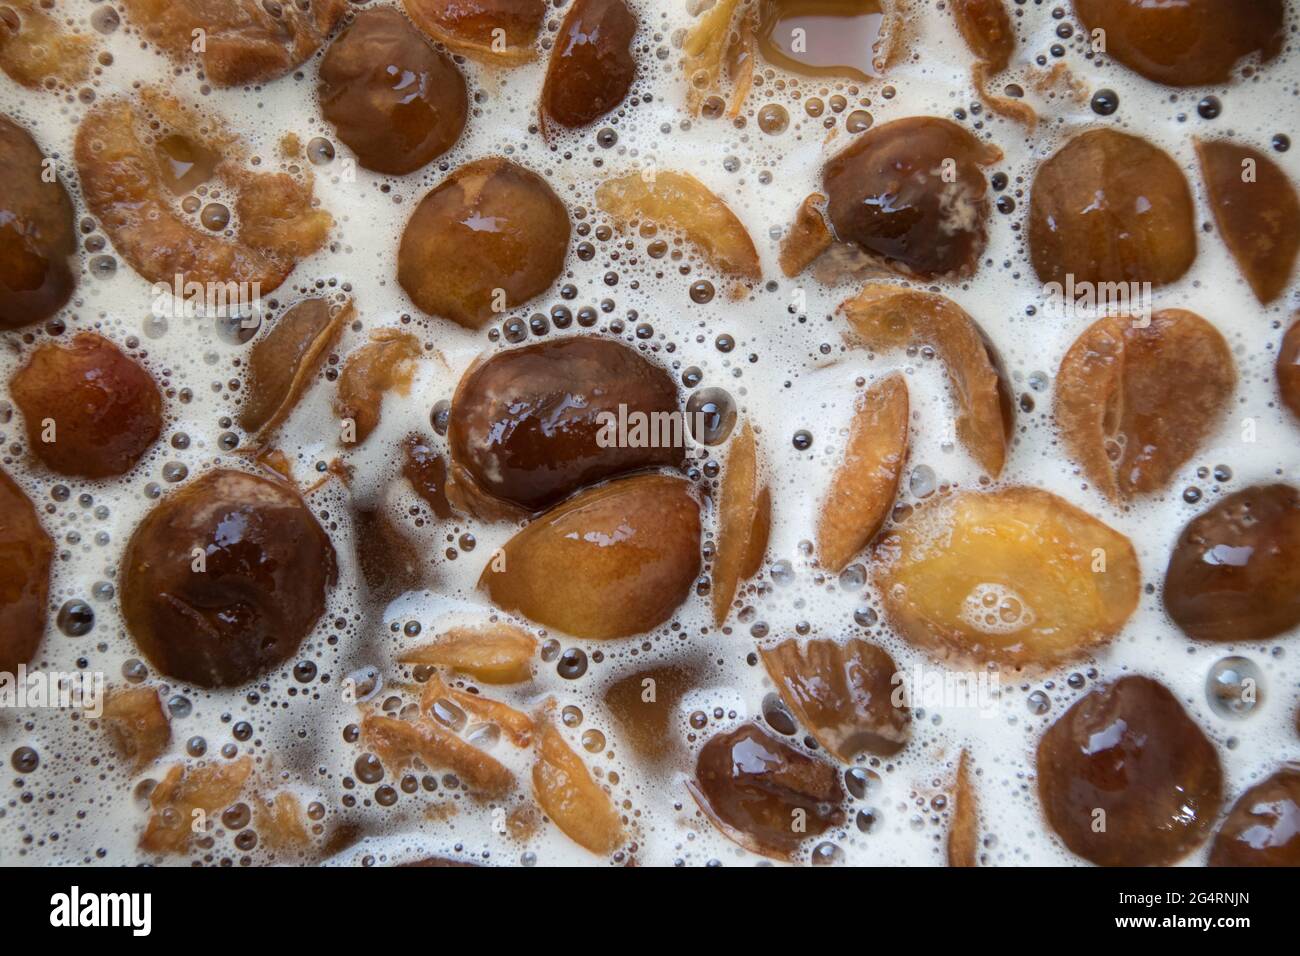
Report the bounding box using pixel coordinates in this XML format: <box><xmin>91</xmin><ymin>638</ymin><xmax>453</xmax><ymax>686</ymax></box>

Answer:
<box><xmin>402</xmin><ymin>434</ymin><xmax>452</xmax><ymax>519</ymax></box>
<box><xmin>402</xmin><ymin>0</ymin><xmax>546</xmax><ymax>64</ymax></box>
<box><xmin>400</xmin><ymin>623</ymin><xmax>537</xmax><ymax>684</ymax></box>
<box><xmin>1209</xmin><ymin>765</ymin><xmax>1300</xmax><ymax>866</ymax></box>
<box><xmin>532</xmin><ymin>720</ymin><xmax>623</xmax><ymax>854</ymax></box>
<box><xmin>540</xmin><ymin>0</ymin><xmax>638</xmax><ymax>131</ymax></box>
<box><xmin>760</xmin><ymin>638</ymin><xmax>910</xmax><ymax>761</ymax></box>
<box><xmin>449</xmin><ymin>337</ymin><xmax>682</xmax><ymax>513</ymax></box>
<box><xmin>480</xmin><ymin>474</ymin><xmax>701</xmax><ymax>639</ymax></box>
<box><xmin>0</xmin><ymin>0</ymin><xmax>93</xmax><ymax>89</ymax></box>
<box><xmin>947</xmin><ymin>750</ymin><xmax>978</xmax><ymax>867</ymax></box>
<box><xmin>690</xmin><ymin>722</ymin><xmax>845</xmax><ymax>860</ymax></box>
<box><xmin>0</xmin><ymin>114</ymin><xmax>76</xmax><ymax>330</ymax></box>
<box><xmin>1163</xmin><ymin>484</ymin><xmax>1300</xmax><ymax>644</ymax></box>
<box><xmin>823</xmin><ymin>116</ymin><xmax>1001</xmax><ymax>280</ymax></box>
<box><xmin>100</xmin><ymin>687</ymin><xmax>171</xmax><ymax>773</ymax></box>
<box><xmin>319</xmin><ymin>7</ymin><xmax>468</xmax><ymax>175</ymax></box>
<box><xmin>1037</xmin><ymin>675</ymin><xmax>1223</xmax><ymax>866</ymax></box>
<box><xmin>1029</xmin><ymin>129</ymin><xmax>1196</xmax><ymax>289</ymax></box>
<box><xmin>950</xmin><ymin>0</ymin><xmax>1036</xmax><ymax>129</ymax></box>
<box><xmin>364</xmin><ymin>713</ymin><xmax>515</xmax><ymax>797</ymax></box>
<box><xmin>11</xmin><ymin>332</ymin><xmax>163</xmax><ymax>479</ymax></box>
<box><xmin>0</xmin><ymin>466</ymin><xmax>52</xmax><ymax>675</ymax></box>
<box><xmin>1073</xmin><ymin>0</ymin><xmax>1284</xmax><ymax>88</ymax></box>
<box><xmin>140</xmin><ymin>757</ymin><xmax>253</xmax><ymax>854</ymax></box>
<box><xmin>1279</xmin><ymin>317</ymin><xmax>1300</xmax><ymax>423</ymax></box>
<box><xmin>398</xmin><ymin>158</ymin><xmax>569</xmax><ymax>328</ymax></box>
<box><xmin>334</xmin><ymin>329</ymin><xmax>422</xmax><ymax>446</ymax></box>
<box><xmin>120</xmin><ymin>470</ymin><xmax>337</xmax><ymax>688</ymax></box>
<box><xmin>1196</xmin><ymin>138</ymin><xmax>1300</xmax><ymax>305</ymax></box>
<box><xmin>816</xmin><ymin>373</ymin><xmax>909</xmax><ymax>572</ymax></box>
<box><xmin>711</xmin><ymin>422</ymin><xmax>770</xmax><ymax>626</ymax></box>
<box><xmin>1054</xmin><ymin>310</ymin><xmax>1236</xmax><ymax>500</ymax></box>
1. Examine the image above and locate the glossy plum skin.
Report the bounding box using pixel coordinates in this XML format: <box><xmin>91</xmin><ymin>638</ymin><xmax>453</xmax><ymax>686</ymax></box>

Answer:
<box><xmin>1163</xmin><ymin>484</ymin><xmax>1300</xmax><ymax>644</ymax></box>
<box><xmin>0</xmin><ymin>115</ymin><xmax>76</xmax><ymax>331</ymax></box>
<box><xmin>319</xmin><ymin>7</ymin><xmax>468</xmax><ymax>175</ymax></box>
<box><xmin>1037</xmin><ymin>675</ymin><xmax>1223</xmax><ymax>867</ymax></box>
<box><xmin>397</xmin><ymin>157</ymin><xmax>570</xmax><ymax>328</ymax></box>
<box><xmin>0</xmin><ymin>466</ymin><xmax>52</xmax><ymax>675</ymax></box>
<box><xmin>1279</xmin><ymin>318</ymin><xmax>1300</xmax><ymax>423</ymax></box>
<box><xmin>823</xmin><ymin>116</ymin><xmax>1000</xmax><ymax>280</ymax></box>
<box><xmin>10</xmin><ymin>333</ymin><xmax>164</xmax><ymax>479</ymax></box>
<box><xmin>120</xmin><ymin>470</ymin><xmax>337</xmax><ymax>688</ymax></box>
<box><xmin>449</xmin><ymin>337</ymin><xmax>682</xmax><ymax>512</ymax></box>
<box><xmin>540</xmin><ymin>0</ymin><xmax>638</xmax><ymax>129</ymax></box>
<box><xmin>1209</xmin><ymin>765</ymin><xmax>1300</xmax><ymax>867</ymax></box>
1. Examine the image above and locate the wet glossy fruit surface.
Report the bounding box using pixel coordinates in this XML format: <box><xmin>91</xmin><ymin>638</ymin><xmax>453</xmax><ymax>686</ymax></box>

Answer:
<box><xmin>540</xmin><ymin>0</ymin><xmax>638</xmax><ymax>130</ymax></box>
<box><xmin>877</xmin><ymin>487</ymin><xmax>1140</xmax><ymax>667</ymax></box>
<box><xmin>1279</xmin><ymin>318</ymin><xmax>1300</xmax><ymax>423</ymax></box>
<box><xmin>449</xmin><ymin>337</ymin><xmax>682</xmax><ymax>513</ymax></box>
<box><xmin>1054</xmin><ymin>310</ymin><xmax>1235</xmax><ymax>500</ymax></box>
<box><xmin>532</xmin><ymin>720</ymin><xmax>624</xmax><ymax>853</ymax></box>
<box><xmin>319</xmin><ymin>7</ymin><xmax>468</xmax><ymax>175</ymax></box>
<box><xmin>824</xmin><ymin>116</ymin><xmax>1000</xmax><ymax>279</ymax></box>
<box><xmin>1029</xmin><ymin>129</ymin><xmax>1196</xmax><ymax>288</ymax></box>
<box><xmin>121</xmin><ymin>469</ymin><xmax>337</xmax><ymax>688</ymax></box>
<box><xmin>761</xmin><ymin>638</ymin><xmax>910</xmax><ymax>761</ymax></box>
<box><xmin>1196</xmin><ymin>138</ymin><xmax>1299</xmax><ymax>305</ymax></box>
<box><xmin>1209</xmin><ymin>765</ymin><xmax>1300</xmax><ymax>866</ymax></box>
<box><xmin>691</xmin><ymin>722</ymin><xmax>844</xmax><ymax>859</ymax></box>
<box><xmin>0</xmin><ymin>466</ymin><xmax>52</xmax><ymax>675</ymax></box>
<box><xmin>480</xmin><ymin>474</ymin><xmax>701</xmax><ymax>639</ymax></box>
<box><xmin>1073</xmin><ymin>0</ymin><xmax>1284</xmax><ymax>88</ymax></box>
<box><xmin>398</xmin><ymin>157</ymin><xmax>569</xmax><ymax>328</ymax></box>
<box><xmin>402</xmin><ymin>434</ymin><xmax>453</xmax><ymax>519</ymax></box>
<box><xmin>11</xmin><ymin>332</ymin><xmax>164</xmax><ymax>479</ymax></box>
<box><xmin>1037</xmin><ymin>675</ymin><xmax>1223</xmax><ymax>866</ymax></box>
<box><xmin>402</xmin><ymin>0</ymin><xmax>546</xmax><ymax>62</ymax></box>
<box><xmin>335</xmin><ymin>329</ymin><xmax>421</xmax><ymax>445</ymax></box>
<box><xmin>1163</xmin><ymin>484</ymin><xmax>1300</xmax><ymax>644</ymax></box>
<box><xmin>711</xmin><ymin>422</ymin><xmax>770</xmax><ymax>625</ymax></box>
<box><xmin>0</xmin><ymin>115</ymin><xmax>76</xmax><ymax>330</ymax></box>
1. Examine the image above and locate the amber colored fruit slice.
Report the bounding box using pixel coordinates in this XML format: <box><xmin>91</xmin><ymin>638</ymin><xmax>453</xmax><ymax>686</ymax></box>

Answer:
<box><xmin>689</xmin><ymin>722</ymin><xmax>845</xmax><ymax>860</ymax></box>
<box><xmin>595</xmin><ymin>170</ymin><xmax>761</xmax><ymax>280</ymax></box>
<box><xmin>401</xmin><ymin>434</ymin><xmax>453</xmax><ymax>519</ymax></box>
<box><xmin>712</xmin><ymin>422</ymin><xmax>771</xmax><ymax>626</ymax></box>
<box><xmin>681</xmin><ymin>0</ymin><xmax>747</xmax><ymax>115</ymax></box>
<box><xmin>480</xmin><ymin>474</ymin><xmax>702</xmax><ymax>639</ymax></box>
<box><xmin>823</xmin><ymin>116</ymin><xmax>1001</xmax><ymax>280</ymax></box>
<box><xmin>816</xmin><ymin>373</ymin><xmax>909</xmax><ymax>572</ymax></box>
<box><xmin>602</xmin><ymin>660</ymin><xmax>701</xmax><ymax>762</ymax></box>
<box><xmin>876</xmin><ymin>487</ymin><xmax>1140</xmax><ymax>667</ymax></box>
<box><xmin>334</xmin><ymin>329</ymin><xmax>422</xmax><ymax>446</ymax></box>
<box><xmin>532</xmin><ymin>721</ymin><xmax>623</xmax><ymax>854</ymax></box>
<box><xmin>1029</xmin><ymin>129</ymin><xmax>1196</xmax><ymax>288</ymax></box>
<box><xmin>1209</xmin><ymin>765</ymin><xmax>1300</xmax><ymax>866</ymax></box>
<box><xmin>420</xmin><ymin>672</ymin><xmax>535</xmax><ymax>747</ymax></box>
<box><xmin>1037</xmin><ymin>675</ymin><xmax>1223</xmax><ymax>866</ymax></box>
<box><xmin>0</xmin><ymin>466</ymin><xmax>52</xmax><ymax>675</ymax></box>
<box><xmin>839</xmin><ymin>285</ymin><xmax>1011</xmax><ymax>477</ymax></box>
<box><xmin>1196</xmin><ymin>138</ymin><xmax>1300</xmax><ymax>305</ymax></box>
<box><xmin>10</xmin><ymin>332</ymin><xmax>163</xmax><ymax>480</ymax></box>
<box><xmin>950</xmin><ymin>0</ymin><xmax>1036</xmax><ymax>128</ymax></box>
<box><xmin>779</xmin><ymin>192</ymin><xmax>833</xmax><ymax>277</ymax></box>
<box><xmin>363</xmin><ymin>713</ymin><xmax>515</xmax><ymax>797</ymax></box>
<box><xmin>400</xmin><ymin>623</ymin><xmax>537</xmax><ymax>684</ymax></box>
<box><xmin>255</xmin><ymin>792</ymin><xmax>310</xmax><ymax>850</ymax></box>
<box><xmin>239</xmin><ymin>298</ymin><xmax>351</xmax><ymax>443</ymax></box>
<box><xmin>1279</xmin><ymin>317</ymin><xmax>1300</xmax><ymax>423</ymax></box>
<box><xmin>760</xmin><ymin>637</ymin><xmax>910</xmax><ymax>760</ymax></box>
<box><xmin>540</xmin><ymin>0</ymin><xmax>638</xmax><ymax>131</ymax></box>
<box><xmin>1163</xmin><ymin>484</ymin><xmax>1300</xmax><ymax>644</ymax></box>
<box><xmin>100</xmin><ymin>686</ymin><xmax>171</xmax><ymax>773</ymax></box>
<box><xmin>947</xmin><ymin>750</ymin><xmax>978</xmax><ymax>867</ymax></box>
<box><xmin>0</xmin><ymin>0</ymin><xmax>93</xmax><ymax>89</ymax></box>
<box><xmin>140</xmin><ymin>757</ymin><xmax>254</xmax><ymax>853</ymax></box>
<box><xmin>402</xmin><ymin>0</ymin><xmax>546</xmax><ymax>64</ymax></box>
<box><xmin>1054</xmin><ymin>310</ymin><xmax>1236</xmax><ymax>500</ymax></box>
<box><xmin>1073</xmin><ymin>0</ymin><xmax>1284</xmax><ymax>88</ymax></box>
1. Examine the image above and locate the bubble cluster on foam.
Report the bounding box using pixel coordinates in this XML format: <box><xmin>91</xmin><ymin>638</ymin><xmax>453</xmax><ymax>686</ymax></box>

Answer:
<box><xmin>0</xmin><ymin>0</ymin><xmax>1297</xmax><ymax>867</ymax></box>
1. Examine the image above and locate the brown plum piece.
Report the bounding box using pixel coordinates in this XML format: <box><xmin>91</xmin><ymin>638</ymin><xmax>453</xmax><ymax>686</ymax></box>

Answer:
<box><xmin>402</xmin><ymin>0</ymin><xmax>546</xmax><ymax>64</ymax></box>
<box><xmin>1073</xmin><ymin>0</ymin><xmax>1284</xmax><ymax>88</ymax></box>
<box><xmin>398</xmin><ymin>157</ymin><xmax>569</xmax><ymax>328</ymax></box>
<box><xmin>1279</xmin><ymin>317</ymin><xmax>1300</xmax><ymax>423</ymax></box>
<box><xmin>122</xmin><ymin>0</ymin><xmax>347</xmax><ymax>87</ymax></box>
<box><xmin>823</xmin><ymin>116</ymin><xmax>1001</xmax><ymax>280</ymax></box>
<box><xmin>1054</xmin><ymin>310</ymin><xmax>1236</xmax><ymax>500</ymax></box>
<box><xmin>335</xmin><ymin>329</ymin><xmax>422</xmax><ymax>446</ymax></box>
<box><xmin>760</xmin><ymin>637</ymin><xmax>910</xmax><ymax>761</ymax></box>
<box><xmin>0</xmin><ymin>115</ymin><xmax>76</xmax><ymax>330</ymax></box>
<box><xmin>1037</xmin><ymin>675</ymin><xmax>1223</xmax><ymax>866</ymax></box>
<box><xmin>120</xmin><ymin>470</ymin><xmax>337</xmax><ymax>688</ymax></box>
<box><xmin>479</xmin><ymin>474</ymin><xmax>701</xmax><ymax>639</ymax></box>
<box><xmin>1196</xmin><ymin>138</ymin><xmax>1300</xmax><ymax>305</ymax></box>
<box><xmin>449</xmin><ymin>336</ymin><xmax>682</xmax><ymax>513</ymax></box>
<box><xmin>11</xmin><ymin>332</ymin><xmax>163</xmax><ymax>479</ymax></box>
<box><xmin>402</xmin><ymin>434</ymin><xmax>452</xmax><ymax>519</ymax></box>
<box><xmin>1209</xmin><ymin>765</ymin><xmax>1300</xmax><ymax>866</ymax></box>
<box><xmin>603</xmin><ymin>661</ymin><xmax>702</xmax><ymax>763</ymax></box>
<box><xmin>947</xmin><ymin>750</ymin><xmax>978</xmax><ymax>867</ymax></box>
<box><xmin>950</xmin><ymin>0</ymin><xmax>1036</xmax><ymax>128</ymax></box>
<box><xmin>690</xmin><ymin>723</ymin><xmax>845</xmax><ymax>860</ymax></box>
<box><xmin>0</xmin><ymin>466</ymin><xmax>52</xmax><ymax>675</ymax></box>
<box><xmin>532</xmin><ymin>720</ymin><xmax>624</xmax><ymax>854</ymax></box>
<box><xmin>711</xmin><ymin>422</ymin><xmax>770</xmax><ymax>626</ymax></box>
<box><xmin>400</xmin><ymin>623</ymin><xmax>537</xmax><ymax>684</ymax></box>
<box><xmin>1029</xmin><ymin>129</ymin><xmax>1196</xmax><ymax>288</ymax></box>
<box><xmin>1163</xmin><ymin>484</ymin><xmax>1300</xmax><ymax>644</ymax></box>
<box><xmin>0</xmin><ymin>1</ymin><xmax>93</xmax><ymax>89</ymax></box>
<box><xmin>540</xmin><ymin>0</ymin><xmax>638</xmax><ymax>131</ymax></box>
<box><xmin>319</xmin><ymin>7</ymin><xmax>468</xmax><ymax>176</ymax></box>
<box><xmin>364</xmin><ymin>713</ymin><xmax>514</xmax><ymax>797</ymax></box>
<box><xmin>141</xmin><ymin>757</ymin><xmax>253</xmax><ymax>854</ymax></box>
<box><xmin>100</xmin><ymin>686</ymin><xmax>171</xmax><ymax>773</ymax></box>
